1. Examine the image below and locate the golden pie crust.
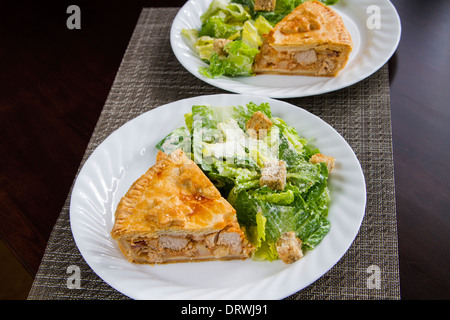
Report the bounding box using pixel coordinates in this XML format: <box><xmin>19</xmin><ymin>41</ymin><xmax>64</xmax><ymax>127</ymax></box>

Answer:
<box><xmin>111</xmin><ymin>149</ymin><xmax>254</xmax><ymax>264</ymax></box>
<box><xmin>253</xmin><ymin>1</ymin><xmax>353</xmax><ymax>77</ymax></box>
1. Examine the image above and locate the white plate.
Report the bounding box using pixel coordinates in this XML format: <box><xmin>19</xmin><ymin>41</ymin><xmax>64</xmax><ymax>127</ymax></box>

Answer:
<box><xmin>170</xmin><ymin>0</ymin><xmax>401</xmax><ymax>98</ymax></box>
<box><xmin>70</xmin><ymin>94</ymin><xmax>366</xmax><ymax>300</ymax></box>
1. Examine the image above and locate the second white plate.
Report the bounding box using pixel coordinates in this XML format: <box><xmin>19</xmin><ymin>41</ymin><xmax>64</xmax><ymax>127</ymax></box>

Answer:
<box><xmin>170</xmin><ymin>0</ymin><xmax>401</xmax><ymax>98</ymax></box>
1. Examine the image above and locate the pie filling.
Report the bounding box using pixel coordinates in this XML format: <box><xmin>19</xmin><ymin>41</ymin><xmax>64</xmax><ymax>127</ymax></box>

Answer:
<box><xmin>119</xmin><ymin>227</ymin><xmax>250</xmax><ymax>263</ymax></box>
<box><xmin>254</xmin><ymin>41</ymin><xmax>346</xmax><ymax>76</ymax></box>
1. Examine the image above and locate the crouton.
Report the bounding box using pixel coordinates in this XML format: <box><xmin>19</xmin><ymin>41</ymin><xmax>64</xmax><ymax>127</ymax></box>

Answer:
<box><xmin>246</xmin><ymin>111</ymin><xmax>273</xmax><ymax>139</ymax></box>
<box><xmin>310</xmin><ymin>153</ymin><xmax>336</xmax><ymax>172</ymax></box>
<box><xmin>213</xmin><ymin>38</ymin><xmax>232</xmax><ymax>58</ymax></box>
<box><xmin>260</xmin><ymin>160</ymin><xmax>286</xmax><ymax>191</ymax></box>
<box><xmin>276</xmin><ymin>231</ymin><xmax>303</xmax><ymax>264</ymax></box>
<box><xmin>255</xmin><ymin>0</ymin><xmax>277</xmax><ymax>12</ymax></box>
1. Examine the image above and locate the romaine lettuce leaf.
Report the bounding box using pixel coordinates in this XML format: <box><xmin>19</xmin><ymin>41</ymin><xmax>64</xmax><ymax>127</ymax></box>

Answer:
<box><xmin>278</xmin><ymin>132</ymin><xmax>303</xmax><ymax>168</ymax></box>
<box><xmin>191</xmin><ymin>105</ymin><xmax>224</xmax><ymax>171</ymax></box>
<box><xmin>230</xmin><ymin>0</ymin><xmax>256</xmax><ymax>16</ymax></box>
<box><xmin>234</xmin><ymin>189</ymin><xmax>291</xmax><ymax>238</ymax></box>
<box><xmin>233</xmin><ymin>177</ymin><xmax>330</xmax><ymax>257</ymax></box>
<box><xmin>241</xmin><ymin>20</ymin><xmax>262</xmax><ymax>48</ymax></box>
<box><xmin>235</xmin><ymin>101</ymin><xmax>272</xmax><ymax>125</ymax></box>
<box><xmin>251</xmin><ymin>210</ymin><xmax>266</xmax><ymax>247</ymax></box>
<box><xmin>190</xmin><ymin>103</ymin><xmax>266</xmax><ymax>170</ymax></box>
<box><xmin>190</xmin><ymin>102</ymin><xmax>270</xmax><ymax>133</ymax></box>
<box><xmin>225</xmin><ymin>2</ymin><xmax>252</xmax><ymax>23</ymax></box>
<box><xmin>232</xmin><ymin>0</ymin><xmax>338</xmax><ymax>26</ymax></box>
<box><xmin>250</xmin><ymin>185</ymin><xmax>295</xmax><ymax>205</ymax></box>
<box><xmin>254</xmin><ymin>0</ymin><xmax>303</xmax><ymax>25</ymax></box>
<box><xmin>245</xmin><ymin>210</ymin><xmax>281</xmax><ymax>261</ymax></box>
<box><xmin>181</xmin><ymin>29</ymin><xmax>199</xmax><ymax>50</ymax></box>
<box><xmin>272</xmin><ymin>117</ymin><xmax>307</xmax><ymax>153</ymax></box>
<box><xmin>254</xmin><ymin>15</ymin><xmax>273</xmax><ymax>36</ymax></box>
<box><xmin>252</xmin><ymin>241</ymin><xmax>279</xmax><ymax>261</ymax></box>
<box><xmin>201</xmin><ymin>0</ymin><xmax>250</xmax><ymax>24</ymax></box>
<box><xmin>156</xmin><ymin>127</ymin><xmax>192</xmax><ymax>156</ymax></box>
<box><xmin>300</xmin><ymin>215</ymin><xmax>331</xmax><ymax>251</ymax></box>
<box><xmin>184</xmin><ymin>112</ymin><xmax>194</xmax><ymax>133</ymax></box>
<box><xmin>201</xmin><ymin>0</ymin><xmax>231</xmax><ymax>22</ymax></box>
<box><xmin>199</xmin><ymin>40</ymin><xmax>259</xmax><ymax>78</ymax></box>
<box><xmin>194</xmin><ymin>36</ymin><xmax>215</xmax><ymax>60</ymax></box>
<box><xmin>199</xmin><ymin>15</ymin><xmax>242</xmax><ymax>39</ymax></box>
<box><xmin>320</xmin><ymin>0</ymin><xmax>339</xmax><ymax>5</ymax></box>
<box><xmin>286</xmin><ymin>160</ymin><xmax>322</xmax><ymax>191</ymax></box>
<box><xmin>208</xmin><ymin>162</ymin><xmax>259</xmax><ymax>198</ymax></box>
<box><xmin>209</xmin><ymin>157</ymin><xmax>260</xmax><ymax>191</ymax></box>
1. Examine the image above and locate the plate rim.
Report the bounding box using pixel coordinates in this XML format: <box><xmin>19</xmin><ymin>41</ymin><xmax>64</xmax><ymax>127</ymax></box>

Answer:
<box><xmin>69</xmin><ymin>93</ymin><xmax>367</xmax><ymax>300</ymax></box>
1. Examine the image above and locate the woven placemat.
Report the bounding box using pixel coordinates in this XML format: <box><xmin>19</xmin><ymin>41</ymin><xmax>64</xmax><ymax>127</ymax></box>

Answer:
<box><xmin>27</xmin><ymin>7</ymin><xmax>400</xmax><ymax>300</ymax></box>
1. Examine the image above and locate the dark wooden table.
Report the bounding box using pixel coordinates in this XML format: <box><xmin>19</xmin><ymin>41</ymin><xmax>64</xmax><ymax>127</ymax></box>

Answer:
<box><xmin>1</xmin><ymin>0</ymin><xmax>448</xmax><ymax>300</ymax></box>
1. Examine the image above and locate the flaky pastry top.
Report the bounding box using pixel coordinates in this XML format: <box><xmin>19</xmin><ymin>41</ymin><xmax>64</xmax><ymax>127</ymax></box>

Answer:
<box><xmin>267</xmin><ymin>1</ymin><xmax>353</xmax><ymax>52</ymax></box>
<box><xmin>111</xmin><ymin>149</ymin><xmax>238</xmax><ymax>239</ymax></box>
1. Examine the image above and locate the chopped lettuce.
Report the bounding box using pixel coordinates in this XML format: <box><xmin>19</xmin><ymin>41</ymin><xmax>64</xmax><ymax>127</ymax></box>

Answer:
<box><xmin>180</xmin><ymin>29</ymin><xmax>199</xmax><ymax>50</ymax></box>
<box><xmin>231</xmin><ymin>0</ymin><xmax>301</xmax><ymax>25</ymax></box>
<box><xmin>155</xmin><ymin>127</ymin><xmax>192</xmax><ymax>156</ymax></box>
<box><xmin>251</xmin><ymin>185</ymin><xmax>296</xmax><ymax>205</ymax></box>
<box><xmin>242</xmin><ymin>20</ymin><xmax>262</xmax><ymax>48</ymax></box>
<box><xmin>254</xmin><ymin>15</ymin><xmax>273</xmax><ymax>36</ymax></box>
<box><xmin>232</xmin><ymin>0</ymin><xmax>339</xmax><ymax>25</ymax></box>
<box><xmin>272</xmin><ymin>117</ymin><xmax>308</xmax><ymax>154</ymax></box>
<box><xmin>193</xmin><ymin>36</ymin><xmax>215</xmax><ymax>60</ymax></box>
<box><xmin>155</xmin><ymin>102</ymin><xmax>332</xmax><ymax>261</ymax></box>
<box><xmin>201</xmin><ymin>0</ymin><xmax>251</xmax><ymax>24</ymax></box>
<box><xmin>199</xmin><ymin>14</ymin><xmax>242</xmax><ymax>39</ymax></box>
<box><xmin>320</xmin><ymin>0</ymin><xmax>339</xmax><ymax>5</ymax></box>
<box><xmin>198</xmin><ymin>0</ymin><xmax>250</xmax><ymax>39</ymax></box>
<box><xmin>199</xmin><ymin>40</ymin><xmax>259</xmax><ymax>78</ymax></box>
<box><xmin>181</xmin><ymin>0</ymin><xmax>263</xmax><ymax>78</ymax></box>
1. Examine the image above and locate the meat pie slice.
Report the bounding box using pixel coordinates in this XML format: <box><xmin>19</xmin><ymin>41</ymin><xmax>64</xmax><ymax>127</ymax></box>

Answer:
<box><xmin>253</xmin><ymin>0</ymin><xmax>353</xmax><ymax>77</ymax></box>
<box><xmin>111</xmin><ymin>149</ymin><xmax>254</xmax><ymax>264</ymax></box>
